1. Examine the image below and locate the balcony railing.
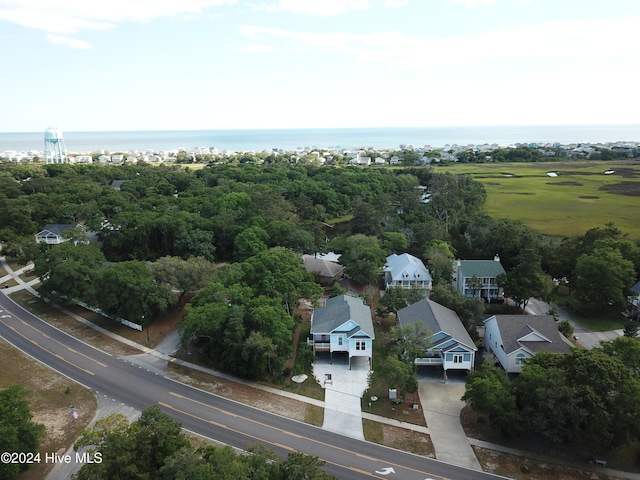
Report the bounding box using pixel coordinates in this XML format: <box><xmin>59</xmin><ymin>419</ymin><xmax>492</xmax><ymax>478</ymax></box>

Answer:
<box><xmin>414</xmin><ymin>357</ymin><xmax>443</xmax><ymax>365</ymax></box>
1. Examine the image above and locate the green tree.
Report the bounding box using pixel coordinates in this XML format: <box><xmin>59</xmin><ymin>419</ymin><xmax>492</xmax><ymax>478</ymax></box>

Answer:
<box><xmin>340</xmin><ymin>234</ymin><xmax>386</xmax><ymax>286</ymax></box>
<box><xmin>370</xmin><ymin>355</ymin><xmax>415</xmax><ymax>397</ymax></box>
<box><xmin>462</xmin><ymin>364</ymin><xmax>521</xmax><ymax>437</ymax></box>
<box><xmin>574</xmin><ymin>246</ymin><xmax>635</xmax><ymax>311</ymax></box>
<box><xmin>557</xmin><ymin>320</ymin><xmax>574</xmax><ymax>339</ymax></box>
<box><xmin>382</xmin><ymin>232</ymin><xmax>409</xmax><ymax>254</ymax></box>
<box><xmin>467</xmin><ymin>274</ymin><xmax>483</xmax><ymax>298</ymax></box>
<box><xmin>175</xmin><ymin>228</ymin><xmax>216</xmax><ymax>262</ymax></box>
<box><xmin>241</xmin><ymin>247</ymin><xmax>322</xmax><ymax>315</ymax></box>
<box><xmin>0</xmin><ymin>235</ymin><xmax>42</xmax><ymax>266</ymax></box>
<box><xmin>497</xmin><ymin>248</ymin><xmax>554</xmax><ymax>312</ymax></box>
<box><xmin>94</xmin><ymin>261</ymin><xmax>175</xmax><ymax>323</ymax></box>
<box><xmin>0</xmin><ymin>385</ymin><xmax>46</xmax><ymax>480</ymax></box>
<box><xmin>34</xmin><ymin>242</ymin><xmax>106</xmax><ymax>302</ymax></box>
<box><xmin>423</xmin><ymin>240</ymin><xmax>455</xmax><ymax>286</ymax></box>
<box><xmin>390</xmin><ymin>321</ymin><xmax>432</xmax><ymax>371</ymax></box>
<box><xmin>151</xmin><ymin>256</ymin><xmax>215</xmax><ymax>303</ymax></box>
<box><xmin>234</xmin><ymin>226</ymin><xmax>270</xmax><ymax>261</ymax></box>
<box><xmin>73</xmin><ymin>407</ymin><xmax>189</xmax><ymax>480</ymax></box>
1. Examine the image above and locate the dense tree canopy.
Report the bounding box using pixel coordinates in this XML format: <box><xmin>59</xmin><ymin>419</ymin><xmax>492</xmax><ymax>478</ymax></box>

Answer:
<box><xmin>34</xmin><ymin>242</ymin><xmax>106</xmax><ymax>301</ymax></box>
<box><xmin>73</xmin><ymin>407</ymin><xmax>336</xmax><ymax>480</ymax></box>
<box><xmin>463</xmin><ymin>338</ymin><xmax>640</xmax><ymax>452</ymax></box>
<box><xmin>0</xmin><ymin>385</ymin><xmax>46</xmax><ymax>480</ymax></box>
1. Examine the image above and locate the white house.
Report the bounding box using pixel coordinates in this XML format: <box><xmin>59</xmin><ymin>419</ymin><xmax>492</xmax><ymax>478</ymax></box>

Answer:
<box><xmin>35</xmin><ymin>224</ymin><xmax>79</xmax><ymax>244</ymax></box>
<box><xmin>452</xmin><ymin>255</ymin><xmax>506</xmax><ymax>301</ymax></box>
<box><xmin>484</xmin><ymin>315</ymin><xmax>572</xmax><ymax>374</ymax></box>
<box><xmin>397</xmin><ymin>298</ymin><xmax>477</xmax><ymax>375</ymax></box>
<box><xmin>384</xmin><ymin>253</ymin><xmax>432</xmax><ymax>294</ymax></box>
<box><xmin>309</xmin><ymin>295</ymin><xmax>374</xmax><ymax>369</ymax></box>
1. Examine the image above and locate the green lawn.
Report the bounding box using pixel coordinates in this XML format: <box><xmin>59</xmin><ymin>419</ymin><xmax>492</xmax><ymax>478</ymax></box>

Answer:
<box><xmin>438</xmin><ymin>160</ymin><xmax>640</xmax><ymax>239</ymax></box>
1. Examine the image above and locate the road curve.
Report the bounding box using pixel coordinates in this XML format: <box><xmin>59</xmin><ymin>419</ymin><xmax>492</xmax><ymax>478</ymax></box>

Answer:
<box><xmin>0</xmin><ymin>292</ymin><xmax>506</xmax><ymax>480</ymax></box>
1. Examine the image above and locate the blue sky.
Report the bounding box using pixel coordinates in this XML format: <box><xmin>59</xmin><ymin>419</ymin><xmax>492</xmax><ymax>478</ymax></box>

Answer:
<box><xmin>1</xmin><ymin>0</ymin><xmax>640</xmax><ymax>132</ymax></box>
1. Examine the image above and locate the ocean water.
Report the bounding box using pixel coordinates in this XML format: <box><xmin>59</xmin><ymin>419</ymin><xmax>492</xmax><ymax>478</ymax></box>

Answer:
<box><xmin>1</xmin><ymin>125</ymin><xmax>639</xmax><ymax>154</ymax></box>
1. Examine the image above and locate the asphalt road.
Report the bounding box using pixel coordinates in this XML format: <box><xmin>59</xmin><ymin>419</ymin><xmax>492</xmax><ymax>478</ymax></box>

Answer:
<box><xmin>0</xmin><ymin>292</ymin><xmax>508</xmax><ymax>480</ymax></box>
<box><xmin>526</xmin><ymin>298</ymin><xmax>622</xmax><ymax>349</ymax></box>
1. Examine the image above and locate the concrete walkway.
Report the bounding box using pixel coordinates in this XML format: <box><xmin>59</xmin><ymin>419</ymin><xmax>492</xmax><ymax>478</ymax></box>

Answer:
<box><xmin>418</xmin><ymin>370</ymin><xmax>482</xmax><ymax>471</ymax></box>
<box><xmin>3</xmin><ymin>255</ymin><xmax>640</xmax><ymax>480</ymax></box>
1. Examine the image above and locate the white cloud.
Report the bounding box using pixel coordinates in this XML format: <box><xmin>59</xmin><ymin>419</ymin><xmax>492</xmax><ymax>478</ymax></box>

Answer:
<box><xmin>239</xmin><ymin>43</ymin><xmax>274</xmax><ymax>52</ymax></box>
<box><xmin>259</xmin><ymin>0</ymin><xmax>371</xmax><ymax>16</ymax></box>
<box><xmin>241</xmin><ymin>16</ymin><xmax>640</xmax><ymax>69</ymax></box>
<box><xmin>0</xmin><ymin>0</ymin><xmax>236</xmax><ymax>35</ymax></box>
<box><xmin>385</xmin><ymin>0</ymin><xmax>408</xmax><ymax>6</ymax></box>
<box><xmin>448</xmin><ymin>0</ymin><xmax>496</xmax><ymax>7</ymax></box>
<box><xmin>46</xmin><ymin>33</ymin><xmax>93</xmax><ymax>49</ymax></box>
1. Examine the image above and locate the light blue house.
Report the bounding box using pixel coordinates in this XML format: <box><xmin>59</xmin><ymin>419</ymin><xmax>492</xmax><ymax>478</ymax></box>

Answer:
<box><xmin>309</xmin><ymin>295</ymin><xmax>375</xmax><ymax>369</ymax></box>
<box><xmin>397</xmin><ymin>298</ymin><xmax>476</xmax><ymax>374</ymax></box>
<box><xmin>384</xmin><ymin>253</ymin><xmax>432</xmax><ymax>294</ymax></box>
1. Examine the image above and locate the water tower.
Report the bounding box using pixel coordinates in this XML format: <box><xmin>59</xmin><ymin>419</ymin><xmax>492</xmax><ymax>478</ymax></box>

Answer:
<box><xmin>44</xmin><ymin>127</ymin><xmax>68</xmax><ymax>164</ymax></box>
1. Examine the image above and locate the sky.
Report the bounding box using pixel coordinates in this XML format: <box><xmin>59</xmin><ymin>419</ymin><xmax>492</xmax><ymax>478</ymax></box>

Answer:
<box><xmin>1</xmin><ymin>0</ymin><xmax>640</xmax><ymax>132</ymax></box>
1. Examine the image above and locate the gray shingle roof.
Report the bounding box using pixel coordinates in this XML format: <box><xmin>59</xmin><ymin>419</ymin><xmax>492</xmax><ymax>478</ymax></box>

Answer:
<box><xmin>38</xmin><ymin>224</ymin><xmax>78</xmax><ymax>236</ymax></box>
<box><xmin>397</xmin><ymin>298</ymin><xmax>476</xmax><ymax>351</ymax></box>
<box><xmin>310</xmin><ymin>295</ymin><xmax>374</xmax><ymax>339</ymax></box>
<box><xmin>458</xmin><ymin>259</ymin><xmax>505</xmax><ymax>278</ymax></box>
<box><xmin>487</xmin><ymin>315</ymin><xmax>572</xmax><ymax>355</ymax></box>
<box><xmin>302</xmin><ymin>255</ymin><xmax>345</xmax><ymax>279</ymax></box>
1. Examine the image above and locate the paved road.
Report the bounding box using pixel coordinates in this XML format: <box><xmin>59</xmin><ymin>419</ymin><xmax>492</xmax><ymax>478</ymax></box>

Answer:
<box><xmin>0</xmin><ymin>292</ymin><xmax>507</xmax><ymax>480</ymax></box>
<box><xmin>526</xmin><ymin>298</ymin><xmax>622</xmax><ymax>349</ymax></box>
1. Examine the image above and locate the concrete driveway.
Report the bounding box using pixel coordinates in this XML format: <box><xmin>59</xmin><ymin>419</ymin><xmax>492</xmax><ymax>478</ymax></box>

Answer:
<box><xmin>417</xmin><ymin>368</ymin><xmax>482</xmax><ymax>471</ymax></box>
<box><xmin>312</xmin><ymin>354</ymin><xmax>370</xmax><ymax>440</ymax></box>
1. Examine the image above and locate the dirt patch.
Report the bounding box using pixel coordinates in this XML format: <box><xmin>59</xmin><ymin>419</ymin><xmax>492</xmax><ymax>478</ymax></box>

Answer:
<box><xmin>548</xmin><ymin>181</ymin><xmax>584</xmax><ymax>186</ymax></box>
<box><xmin>599</xmin><ymin>182</ymin><xmax>640</xmax><ymax>196</ymax></box>
<box><xmin>473</xmin><ymin>447</ymin><xmax>616</xmax><ymax>480</ymax></box>
<box><xmin>9</xmin><ymin>292</ymin><xmax>142</xmax><ymax>356</ymax></box>
<box><xmin>0</xmin><ymin>340</ymin><xmax>96</xmax><ymax>480</ymax></box>
<box><xmin>461</xmin><ymin>406</ymin><xmax>631</xmax><ymax>479</ymax></box>
<box><xmin>165</xmin><ymin>363</ymin><xmax>314</xmax><ymax>424</ymax></box>
<box><xmin>579</xmin><ymin>195</ymin><xmax>600</xmax><ymax>199</ymax></box>
<box><xmin>382</xmin><ymin>424</ymin><xmax>434</xmax><ymax>457</ymax></box>
<box><xmin>603</xmin><ymin>168</ymin><xmax>639</xmax><ymax>178</ymax></box>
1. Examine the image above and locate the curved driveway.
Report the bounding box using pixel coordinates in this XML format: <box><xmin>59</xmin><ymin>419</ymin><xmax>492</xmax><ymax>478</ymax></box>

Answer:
<box><xmin>0</xmin><ymin>292</ymin><xmax>505</xmax><ymax>480</ymax></box>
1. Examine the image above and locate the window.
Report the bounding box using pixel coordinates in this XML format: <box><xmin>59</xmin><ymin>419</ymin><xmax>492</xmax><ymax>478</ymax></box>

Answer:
<box><xmin>515</xmin><ymin>353</ymin><xmax>526</xmax><ymax>366</ymax></box>
<box><xmin>356</xmin><ymin>341</ymin><xmax>365</xmax><ymax>351</ymax></box>
<box><xmin>453</xmin><ymin>354</ymin><xmax>463</xmax><ymax>363</ymax></box>
<box><xmin>338</xmin><ymin>337</ymin><xmax>343</xmax><ymax>346</ymax></box>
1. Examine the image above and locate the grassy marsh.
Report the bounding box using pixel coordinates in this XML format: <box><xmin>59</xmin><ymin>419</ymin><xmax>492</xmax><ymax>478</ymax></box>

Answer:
<box><xmin>439</xmin><ymin>160</ymin><xmax>640</xmax><ymax>239</ymax></box>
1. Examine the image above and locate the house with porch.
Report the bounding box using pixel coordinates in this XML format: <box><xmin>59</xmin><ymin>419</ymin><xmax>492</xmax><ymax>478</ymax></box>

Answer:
<box><xmin>35</xmin><ymin>224</ymin><xmax>80</xmax><ymax>244</ymax></box>
<box><xmin>484</xmin><ymin>314</ymin><xmax>572</xmax><ymax>374</ymax></box>
<box><xmin>452</xmin><ymin>255</ymin><xmax>506</xmax><ymax>301</ymax></box>
<box><xmin>384</xmin><ymin>253</ymin><xmax>432</xmax><ymax>295</ymax></box>
<box><xmin>625</xmin><ymin>280</ymin><xmax>640</xmax><ymax>321</ymax></box>
<box><xmin>397</xmin><ymin>298</ymin><xmax>476</xmax><ymax>374</ymax></box>
<box><xmin>309</xmin><ymin>295</ymin><xmax>374</xmax><ymax>369</ymax></box>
